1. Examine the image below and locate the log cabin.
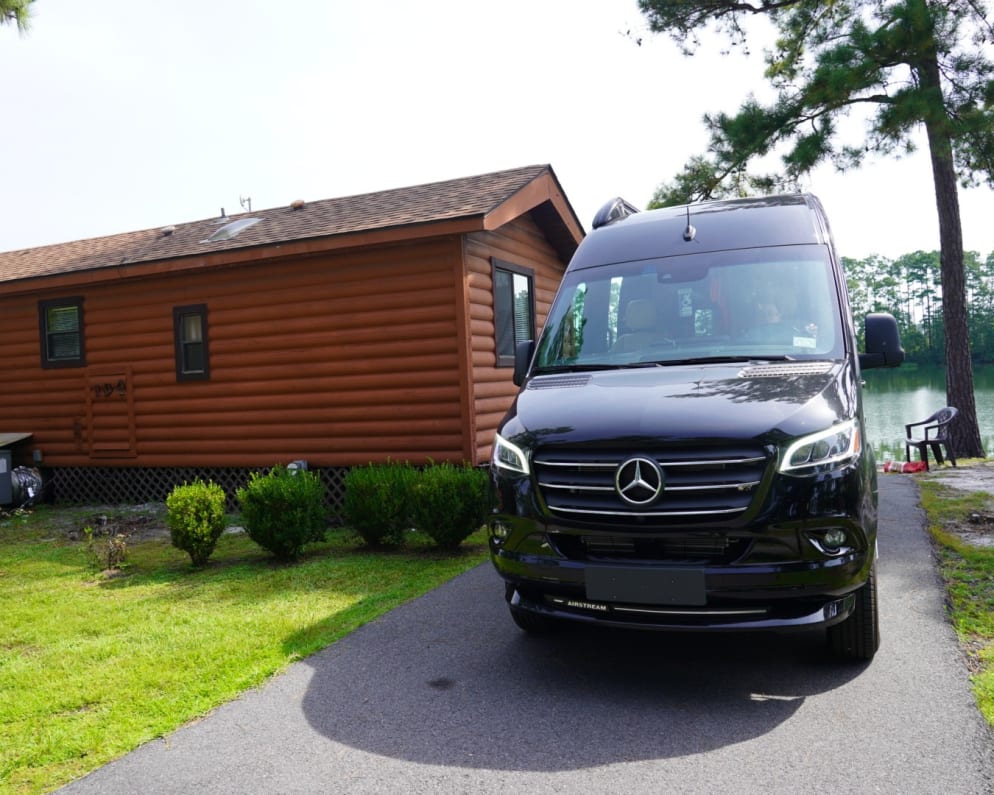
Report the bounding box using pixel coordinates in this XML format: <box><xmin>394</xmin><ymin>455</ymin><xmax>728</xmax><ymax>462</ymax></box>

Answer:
<box><xmin>0</xmin><ymin>165</ymin><xmax>584</xmax><ymax>505</ymax></box>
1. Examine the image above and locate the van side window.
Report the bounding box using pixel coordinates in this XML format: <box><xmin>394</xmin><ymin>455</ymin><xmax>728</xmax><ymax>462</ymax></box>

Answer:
<box><xmin>492</xmin><ymin>259</ymin><xmax>534</xmax><ymax>367</ymax></box>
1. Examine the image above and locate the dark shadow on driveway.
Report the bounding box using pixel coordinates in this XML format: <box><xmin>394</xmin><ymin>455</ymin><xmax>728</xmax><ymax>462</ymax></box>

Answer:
<box><xmin>292</xmin><ymin>563</ymin><xmax>863</xmax><ymax>772</ymax></box>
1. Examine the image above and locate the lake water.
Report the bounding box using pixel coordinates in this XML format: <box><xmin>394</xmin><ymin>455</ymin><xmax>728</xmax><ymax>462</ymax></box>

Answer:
<box><xmin>862</xmin><ymin>365</ymin><xmax>994</xmax><ymax>464</ymax></box>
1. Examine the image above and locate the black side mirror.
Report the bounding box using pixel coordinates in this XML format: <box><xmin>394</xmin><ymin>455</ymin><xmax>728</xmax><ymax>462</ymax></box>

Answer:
<box><xmin>513</xmin><ymin>340</ymin><xmax>535</xmax><ymax>387</ymax></box>
<box><xmin>859</xmin><ymin>312</ymin><xmax>905</xmax><ymax>369</ymax></box>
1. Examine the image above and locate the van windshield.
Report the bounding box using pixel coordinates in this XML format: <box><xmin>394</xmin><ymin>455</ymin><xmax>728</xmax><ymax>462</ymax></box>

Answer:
<box><xmin>534</xmin><ymin>245</ymin><xmax>846</xmax><ymax>370</ymax></box>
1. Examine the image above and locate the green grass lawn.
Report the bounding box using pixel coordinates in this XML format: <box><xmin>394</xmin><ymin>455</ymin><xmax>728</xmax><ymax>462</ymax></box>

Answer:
<box><xmin>0</xmin><ymin>505</ymin><xmax>488</xmax><ymax>794</ymax></box>
<box><xmin>918</xmin><ymin>475</ymin><xmax>994</xmax><ymax>727</ymax></box>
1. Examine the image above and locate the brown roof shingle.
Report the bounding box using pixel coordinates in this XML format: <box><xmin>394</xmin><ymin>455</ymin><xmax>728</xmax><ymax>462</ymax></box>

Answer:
<box><xmin>0</xmin><ymin>165</ymin><xmax>579</xmax><ymax>286</ymax></box>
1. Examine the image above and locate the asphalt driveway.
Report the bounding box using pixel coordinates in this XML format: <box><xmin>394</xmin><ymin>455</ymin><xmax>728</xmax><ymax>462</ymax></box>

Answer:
<box><xmin>61</xmin><ymin>475</ymin><xmax>994</xmax><ymax>794</ymax></box>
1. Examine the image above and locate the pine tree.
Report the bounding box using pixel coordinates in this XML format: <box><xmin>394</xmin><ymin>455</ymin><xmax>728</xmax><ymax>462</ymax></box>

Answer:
<box><xmin>1</xmin><ymin>0</ymin><xmax>32</xmax><ymax>33</ymax></box>
<box><xmin>639</xmin><ymin>0</ymin><xmax>994</xmax><ymax>458</ymax></box>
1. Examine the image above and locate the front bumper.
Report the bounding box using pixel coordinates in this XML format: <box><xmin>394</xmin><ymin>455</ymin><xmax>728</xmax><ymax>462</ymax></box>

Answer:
<box><xmin>506</xmin><ymin>582</ymin><xmax>859</xmax><ymax>632</ymax></box>
<box><xmin>491</xmin><ymin>528</ymin><xmax>874</xmax><ymax>632</ymax></box>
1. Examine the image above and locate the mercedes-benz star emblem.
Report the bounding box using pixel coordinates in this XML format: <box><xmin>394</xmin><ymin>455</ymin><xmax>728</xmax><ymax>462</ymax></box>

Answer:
<box><xmin>615</xmin><ymin>457</ymin><xmax>664</xmax><ymax>506</ymax></box>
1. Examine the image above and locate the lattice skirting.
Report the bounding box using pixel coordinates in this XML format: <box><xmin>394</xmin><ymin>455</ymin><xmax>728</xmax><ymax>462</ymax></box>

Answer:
<box><xmin>42</xmin><ymin>466</ymin><xmax>348</xmax><ymax>518</ymax></box>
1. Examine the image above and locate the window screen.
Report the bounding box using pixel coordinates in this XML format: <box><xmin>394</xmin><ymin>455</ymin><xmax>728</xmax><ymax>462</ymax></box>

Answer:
<box><xmin>39</xmin><ymin>297</ymin><xmax>85</xmax><ymax>368</ymax></box>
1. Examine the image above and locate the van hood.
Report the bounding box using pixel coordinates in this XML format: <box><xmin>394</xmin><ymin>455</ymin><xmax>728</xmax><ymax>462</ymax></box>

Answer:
<box><xmin>500</xmin><ymin>360</ymin><xmax>858</xmax><ymax>447</ymax></box>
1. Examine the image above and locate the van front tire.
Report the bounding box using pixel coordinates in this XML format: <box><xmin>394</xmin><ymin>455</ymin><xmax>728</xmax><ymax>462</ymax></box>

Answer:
<box><xmin>504</xmin><ymin>583</ymin><xmax>556</xmax><ymax>634</ymax></box>
<box><xmin>509</xmin><ymin>606</ymin><xmax>555</xmax><ymax>634</ymax></box>
<box><xmin>827</xmin><ymin>561</ymin><xmax>880</xmax><ymax>661</ymax></box>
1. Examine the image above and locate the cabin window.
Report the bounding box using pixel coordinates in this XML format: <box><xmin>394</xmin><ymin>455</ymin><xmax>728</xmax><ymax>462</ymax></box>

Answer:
<box><xmin>39</xmin><ymin>297</ymin><xmax>85</xmax><ymax>368</ymax></box>
<box><xmin>173</xmin><ymin>304</ymin><xmax>210</xmax><ymax>381</ymax></box>
<box><xmin>492</xmin><ymin>259</ymin><xmax>535</xmax><ymax>367</ymax></box>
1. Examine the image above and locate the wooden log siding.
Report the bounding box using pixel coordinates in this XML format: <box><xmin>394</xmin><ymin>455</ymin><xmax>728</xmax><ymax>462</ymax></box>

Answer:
<box><xmin>466</xmin><ymin>215</ymin><xmax>568</xmax><ymax>463</ymax></box>
<box><xmin>1</xmin><ymin>236</ymin><xmax>482</xmax><ymax>469</ymax></box>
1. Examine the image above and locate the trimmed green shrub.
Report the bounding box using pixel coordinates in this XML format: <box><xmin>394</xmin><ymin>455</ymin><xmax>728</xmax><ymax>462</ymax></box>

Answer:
<box><xmin>411</xmin><ymin>462</ymin><xmax>491</xmax><ymax>549</ymax></box>
<box><xmin>236</xmin><ymin>466</ymin><xmax>327</xmax><ymax>561</ymax></box>
<box><xmin>166</xmin><ymin>480</ymin><xmax>227</xmax><ymax>566</ymax></box>
<box><xmin>343</xmin><ymin>461</ymin><xmax>417</xmax><ymax>547</ymax></box>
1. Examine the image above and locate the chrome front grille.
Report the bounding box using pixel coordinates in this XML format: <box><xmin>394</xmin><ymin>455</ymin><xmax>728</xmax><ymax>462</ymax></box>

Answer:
<box><xmin>534</xmin><ymin>446</ymin><xmax>769</xmax><ymax>523</ymax></box>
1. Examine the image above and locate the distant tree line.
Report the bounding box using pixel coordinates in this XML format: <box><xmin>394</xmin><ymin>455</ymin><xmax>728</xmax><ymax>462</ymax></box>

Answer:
<box><xmin>845</xmin><ymin>250</ymin><xmax>994</xmax><ymax>366</ymax></box>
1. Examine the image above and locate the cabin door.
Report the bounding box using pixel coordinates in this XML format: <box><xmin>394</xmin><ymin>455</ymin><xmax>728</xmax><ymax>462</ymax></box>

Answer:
<box><xmin>85</xmin><ymin>368</ymin><xmax>137</xmax><ymax>458</ymax></box>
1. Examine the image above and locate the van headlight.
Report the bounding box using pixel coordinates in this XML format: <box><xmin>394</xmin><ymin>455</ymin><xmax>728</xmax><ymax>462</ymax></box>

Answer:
<box><xmin>492</xmin><ymin>433</ymin><xmax>530</xmax><ymax>476</ymax></box>
<box><xmin>780</xmin><ymin>420</ymin><xmax>861</xmax><ymax>475</ymax></box>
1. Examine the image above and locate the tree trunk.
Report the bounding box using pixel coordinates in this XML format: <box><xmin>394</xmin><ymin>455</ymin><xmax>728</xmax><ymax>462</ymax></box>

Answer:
<box><xmin>921</xmin><ymin>53</ymin><xmax>986</xmax><ymax>459</ymax></box>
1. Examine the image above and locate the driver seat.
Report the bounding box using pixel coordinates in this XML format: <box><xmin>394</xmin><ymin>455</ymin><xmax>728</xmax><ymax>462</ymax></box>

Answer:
<box><xmin>613</xmin><ymin>299</ymin><xmax>656</xmax><ymax>353</ymax></box>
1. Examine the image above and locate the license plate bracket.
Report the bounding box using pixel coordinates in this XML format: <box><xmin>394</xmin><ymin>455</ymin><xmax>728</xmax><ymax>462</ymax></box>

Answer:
<box><xmin>586</xmin><ymin>567</ymin><xmax>705</xmax><ymax>606</ymax></box>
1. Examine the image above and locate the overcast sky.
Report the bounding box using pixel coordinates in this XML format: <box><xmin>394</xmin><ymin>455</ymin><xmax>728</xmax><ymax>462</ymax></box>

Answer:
<box><xmin>1</xmin><ymin>0</ymin><xmax>991</xmax><ymax>260</ymax></box>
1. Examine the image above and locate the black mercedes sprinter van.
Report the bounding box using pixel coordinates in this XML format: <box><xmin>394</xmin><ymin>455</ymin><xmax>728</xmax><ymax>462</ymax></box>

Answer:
<box><xmin>488</xmin><ymin>194</ymin><xmax>904</xmax><ymax>660</ymax></box>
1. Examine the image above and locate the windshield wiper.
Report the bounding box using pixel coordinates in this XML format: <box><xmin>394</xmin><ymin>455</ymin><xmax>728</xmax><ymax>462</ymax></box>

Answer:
<box><xmin>534</xmin><ymin>355</ymin><xmax>797</xmax><ymax>374</ymax></box>
<box><xmin>659</xmin><ymin>355</ymin><xmax>797</xmax><ymax>366</ymax></box>
<box><xmin>534</xmin><ymin>361</ymin><xmax>672</xmax><ymax>375</ymax></box>
<box><xmin>532</xmin><ymin>364</ymin><xmax>615</xmax><ymax>375</ymax></box>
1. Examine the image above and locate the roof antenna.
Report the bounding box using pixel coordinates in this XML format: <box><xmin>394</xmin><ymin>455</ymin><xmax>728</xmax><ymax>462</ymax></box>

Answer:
<box><xmin>239</xmin><ymin>195</ymin><xmax>252</xmax><ymax>213</ymax></box>
<box><xmin>683</xmin><ymin>204</ymin><xmax>697</xmax><ymax>242</ymax></box>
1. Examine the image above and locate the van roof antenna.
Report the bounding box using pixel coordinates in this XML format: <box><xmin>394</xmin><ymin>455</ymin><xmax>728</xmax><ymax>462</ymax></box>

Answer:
<box><xmin>683</xmin><ymin>204</ymin><xmax>697</xmax><ymax>242</ymax></box>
